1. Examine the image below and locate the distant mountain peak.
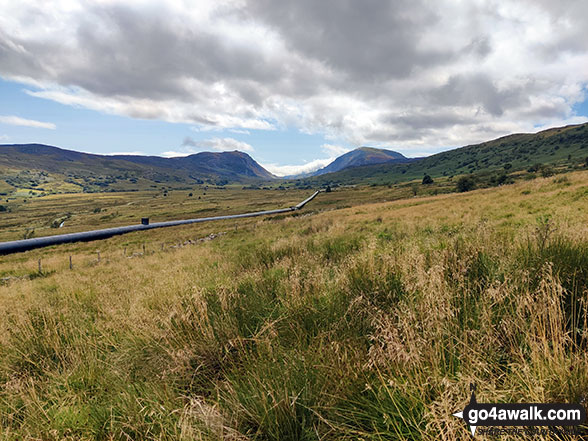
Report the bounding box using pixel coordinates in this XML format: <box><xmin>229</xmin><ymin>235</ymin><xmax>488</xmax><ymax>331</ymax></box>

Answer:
<box><xmin>311</xmin><ymin>146</ymin><xmax>409</xmax><ymax>176</ymax></box>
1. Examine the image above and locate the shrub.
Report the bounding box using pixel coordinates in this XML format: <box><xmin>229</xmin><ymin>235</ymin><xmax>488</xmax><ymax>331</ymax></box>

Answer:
<box><xmin>540</xmin><ymin>166</ymin><xmax>554</xmax><ymax>177</ymax></box>
<box><xmin>553</xmin><ymin>176</ymin><xmax>570</xmax><ymax>185</ymax></box>
<box><xmin>456</xmin><ymin>176</ymin><xmax>476</xmax><ymax>192</ymax></box>
<box><xmin>528</xmin><ymin>163</ymin><xmax>542</xmax><ymax>173</ymax></box>
<box><xmin>490</xmin><ymin>173</ymin><xmax>509</xmax><ymax>186</ymax></box>
<box><xmin>422</xmin><ymin>174</ymin><xmax>434</xmax><ymax>185</ymax></box>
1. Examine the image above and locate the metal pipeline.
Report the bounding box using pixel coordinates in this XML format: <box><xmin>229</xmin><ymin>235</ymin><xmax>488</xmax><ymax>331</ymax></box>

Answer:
<box><xmin>0</xmin><ymin>190</ymin><xmax>322</xmax><ymax>255</ymax></box>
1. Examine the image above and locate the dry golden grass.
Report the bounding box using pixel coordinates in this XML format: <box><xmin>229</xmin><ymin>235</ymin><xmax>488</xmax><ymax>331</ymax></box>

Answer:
<box><xmin>0</xmin><ymin>171</ymin><xmax>587</xmax><ymax>440</ymax></box>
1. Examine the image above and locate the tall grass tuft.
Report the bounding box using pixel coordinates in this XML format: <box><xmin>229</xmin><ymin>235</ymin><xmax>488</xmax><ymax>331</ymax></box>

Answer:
<box><xmin>518</xmin><ymin>219</ymin><xmax>588</xmax><ymax>347</ymax></box>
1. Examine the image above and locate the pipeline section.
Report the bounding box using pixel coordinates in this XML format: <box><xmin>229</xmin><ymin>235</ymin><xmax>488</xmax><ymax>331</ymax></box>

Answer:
<box><xmin>0</xmin><ymin>190</ymin><xmax>321</xmax><ymax>255</ymax></box>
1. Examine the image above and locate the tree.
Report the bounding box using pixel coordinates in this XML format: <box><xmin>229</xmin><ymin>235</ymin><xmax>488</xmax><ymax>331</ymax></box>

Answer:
<box><xmin>490</xmin><ymin>173</ymin><xmax>508</xmax><ymax>186</ymax></box>
<box><xmin>456</xmin><ymin>176</ymin><xmax>476</xmax><ymax>192</ymax></box>
<box><xmin>422</xmin><ymin>174</ymin><xmax>434</xmax><ymax>185</ymax></box>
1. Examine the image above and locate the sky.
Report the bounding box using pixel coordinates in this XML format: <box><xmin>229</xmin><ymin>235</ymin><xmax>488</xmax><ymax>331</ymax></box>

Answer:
<box><xmin>0</xmin><ymin>0</ymin><xmax>587</xmax><ymax>176</ymax></box>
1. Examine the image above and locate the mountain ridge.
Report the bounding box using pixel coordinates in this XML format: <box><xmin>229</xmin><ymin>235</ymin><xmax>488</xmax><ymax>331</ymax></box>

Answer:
<box><xmin>2</xmin><ymin>122</ymin><xmax>588</xmax><ymax>195</ymax></box>
<box><xmin>0</xmin><ymin>144</ymin><xmax>274</xmax><ymax>193</ymax></box>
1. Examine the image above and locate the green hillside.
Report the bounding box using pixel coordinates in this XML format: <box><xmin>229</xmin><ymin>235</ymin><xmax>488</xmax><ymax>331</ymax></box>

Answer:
<box><xmin>305</xmin><ymin>122</ymin><xmax>588</xmax><ymax>186</ymax></box>
<box><xmin>0</xmin><ymin>144</ymin><xmax>274</xmax><ymax>196</ymax></box>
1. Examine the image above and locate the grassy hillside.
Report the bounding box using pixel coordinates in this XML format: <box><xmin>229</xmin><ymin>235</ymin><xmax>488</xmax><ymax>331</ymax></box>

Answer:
<box><xmin>306</xmin><ymin>122</ymin><xmax>588</xmax><ymax>186</ymax></box>
<box><xmin>1</xmin><ymin>170</ymin><xmax>587</xmax><ymax>439</ymax></box>
<box><xmin>0</xmin><ymin>144</ymin><xmax>274</xmax><ymax>196</ymax></box>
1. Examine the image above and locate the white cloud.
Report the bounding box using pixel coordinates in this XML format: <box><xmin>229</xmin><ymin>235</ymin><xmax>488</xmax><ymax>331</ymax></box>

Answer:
<box><xmin>0</xmin><ymin>115</ymin><xmax>56</xmax><ymax>129</ymax></box>
<box><xmin>261</xmin><ymin>143</ymin><xmax>350</xmax><ymax>177</ymax></box>
<box><xmin>229</xmin><ymin>128</ymin><xmax>251</xmax><ymax>135</ymax></box>
<box><xmin>321</xmin><ymin>143</ymin><xmax>350</xmax><ymax>156</ymax></box>
<box><xmin>104</xmin><ymin>151</ymin><xmax>147</xmax><ymax>156</ymax></box>
<box><xmin>0</xmin><ymin>0</ymin><xmax>587</xmax><ymax>154</ymax></box>
<box><xmin>0</xmin><ymin>134</ymin><xmax>8</xmax><ymax>141</ymax></box>
<box><xmin>161</xmin><ymin>148</ymin><xmax>198</xmax><ymax>158</ymax></box>
<box><xmin>183</xmin><ymin>136</ymin><xmax>254</xmax><ymax>152</ymax></box>
<box><xmin>262</xmin><ymin>157</ymin><xmax>334</xmax><ymax>177</ymax></box>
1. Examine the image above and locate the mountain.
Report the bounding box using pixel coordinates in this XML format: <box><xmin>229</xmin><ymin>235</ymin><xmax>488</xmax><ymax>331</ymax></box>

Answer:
<box><xmin>3</xmin><ymin>122</ymin><xmax>587</xmax><ymax>196</ymax></box>
<box><xmin>116</xmin><ymin>150</ymin><xmax>273</xmax><ymax>180</ymax></box>
<box><xmin>304</xmin><ymin>122</ymin><xmax>588</xmax><ymax>185</ymax></box>
<box><xmin>0</xmin><ymin>144</ymin><xmax>274</xmax><ymax>194</ymax></box>
<box><xmin>312</xmin><ymin>147</ymin><xmax>411</xmax><ymax>176</ymax></box>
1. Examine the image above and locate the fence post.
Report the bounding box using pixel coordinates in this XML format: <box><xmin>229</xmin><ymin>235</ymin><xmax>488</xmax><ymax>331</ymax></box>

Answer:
<box><xmin>38</xmin><ymin>258</ymin><xmax>42</xmax><ymax>273</ymax></box>
<box><xmin>69</xmin><ymin>255</ymin><xmax>73</xmax><ymax>270</ymax></box>
<box><xmin>97</xmin><ymin>251</ymin><xmax>101</xmax><ymax>262</ymax></box>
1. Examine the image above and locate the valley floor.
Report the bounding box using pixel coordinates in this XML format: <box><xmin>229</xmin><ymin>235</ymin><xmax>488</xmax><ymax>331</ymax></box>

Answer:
<box><xmin>1</xmin><ymin>171</ymin><xmax>587</xmax><ymax>440</ymax></box>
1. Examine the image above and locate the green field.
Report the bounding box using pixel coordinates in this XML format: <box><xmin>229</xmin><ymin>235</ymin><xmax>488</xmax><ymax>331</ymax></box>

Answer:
<box><xmin>1</xmin><ymin>170</ymin><xmax>587</xmax><ymax>440</ymax></box>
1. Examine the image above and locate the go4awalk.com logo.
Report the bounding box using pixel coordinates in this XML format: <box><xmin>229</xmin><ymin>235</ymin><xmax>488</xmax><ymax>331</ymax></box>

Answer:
<box><xmin>453</xmin><ymin>384</ymin><xmax>586</xmax><ymax>436</ymax></box>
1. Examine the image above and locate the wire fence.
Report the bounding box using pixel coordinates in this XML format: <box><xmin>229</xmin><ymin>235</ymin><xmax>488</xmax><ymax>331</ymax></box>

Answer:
<box><xmin>0</xmin><ymin>229</ymin><xmax>234</xmax><ymax>286</ymax></box>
